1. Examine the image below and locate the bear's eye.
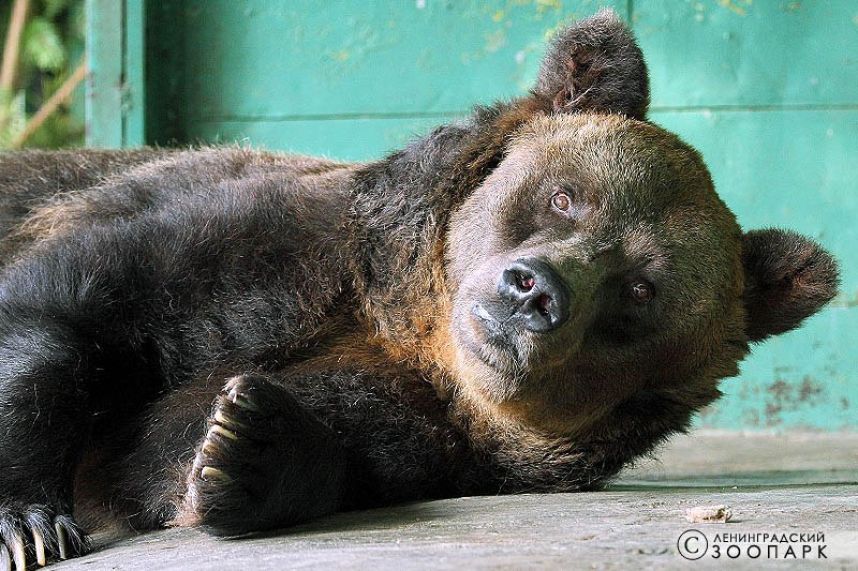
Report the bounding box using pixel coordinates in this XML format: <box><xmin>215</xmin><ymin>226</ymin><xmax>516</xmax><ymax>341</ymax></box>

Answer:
<box><xmin>551</xmin><ymin>190</ymin><xmax>572</xmax><ymax>213</ymax></box>
<box><xmin>628</xmin><ymin>280</ymin><xmax>655</xmax><ymax>304</ymax></box>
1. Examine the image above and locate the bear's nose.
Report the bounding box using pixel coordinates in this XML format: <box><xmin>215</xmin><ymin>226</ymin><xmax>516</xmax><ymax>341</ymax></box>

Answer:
<box><xmin>497</xmin><ymin>258</ymin><xmax>570</xmax><ymax>332</ymax></box>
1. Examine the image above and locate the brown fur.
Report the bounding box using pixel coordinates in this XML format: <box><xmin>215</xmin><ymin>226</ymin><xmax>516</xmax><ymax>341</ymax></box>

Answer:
<box><xmin>0</xmin><ymin>11</ymin><xmax>838</xmax><ymax>565</ymax></box>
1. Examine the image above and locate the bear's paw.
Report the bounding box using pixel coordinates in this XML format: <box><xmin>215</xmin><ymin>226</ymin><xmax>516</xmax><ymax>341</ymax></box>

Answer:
<box><xmin>177</xmin><ymin>375</ymin><xmax>344</xmax><ymax>537</ymax></box>
<box><xmin>0</xmin><ymin>503</ymin><xmax>89</xmax><ymax>570</ymax></box>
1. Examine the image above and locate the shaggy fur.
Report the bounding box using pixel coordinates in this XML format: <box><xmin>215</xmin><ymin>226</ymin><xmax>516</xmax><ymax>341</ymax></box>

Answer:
<box><xmin>0</xmin><ymin>10</ymin><xmax>837</xmax><ymax>568</ymax></box>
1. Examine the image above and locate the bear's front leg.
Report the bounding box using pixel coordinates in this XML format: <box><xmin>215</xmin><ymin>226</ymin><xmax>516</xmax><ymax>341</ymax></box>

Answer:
<box><xmin>174</xmin><ymin>375</ymin><xmax>347</xmax><ymax>537</ymax></box>
<box><xmin>0</xmin><ymin>329</ymin><xmax>92</xmax><ymax>569</ymax></box>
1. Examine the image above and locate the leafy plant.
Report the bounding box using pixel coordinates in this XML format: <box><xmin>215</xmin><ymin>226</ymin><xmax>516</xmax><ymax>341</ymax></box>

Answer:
<box><xmin>0</xmin><ymin>0</ymin><xmax>85</xmax><ymax>149</ymax></box>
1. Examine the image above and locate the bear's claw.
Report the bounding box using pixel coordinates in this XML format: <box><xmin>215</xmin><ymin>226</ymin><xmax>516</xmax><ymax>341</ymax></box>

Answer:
<box><xmin>0</xmin><ymin>507</ymin><xmax>89</xmax><ymax>569</ymax></box>
<box><xmin>225</xmin><ymin>377</ymin><xmax>260</xmax><ymax>411</ymax></box>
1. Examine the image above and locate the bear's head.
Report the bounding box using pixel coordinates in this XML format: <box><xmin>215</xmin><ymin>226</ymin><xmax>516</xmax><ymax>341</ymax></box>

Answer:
<box><xmin>445</xmin><ymin>11</ymin><xmax>838</xmax><ymax>445</ymax></box>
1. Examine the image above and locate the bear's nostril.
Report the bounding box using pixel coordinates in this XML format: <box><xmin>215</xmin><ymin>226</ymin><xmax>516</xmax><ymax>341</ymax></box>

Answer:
<box><xmin>535</xmin><ymin>293</ymin><xmax>551</xmax><ymax>317</ymax></box>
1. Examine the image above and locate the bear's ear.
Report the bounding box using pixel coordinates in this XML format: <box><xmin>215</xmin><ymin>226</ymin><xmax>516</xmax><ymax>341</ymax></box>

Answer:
<box><xmin>742</xmin><ymin>229</ymin><xmax>839</xmax><ymax>342</ymax></box>
<box><xmin>534</xmin><ymin>9</ymin><xmax>649</xmax><ymax>119</ymax></box>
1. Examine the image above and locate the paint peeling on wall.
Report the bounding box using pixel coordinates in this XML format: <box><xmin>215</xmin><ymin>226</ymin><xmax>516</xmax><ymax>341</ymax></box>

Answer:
<box><xmin>764</xmin><ymin>377</ymin><xmax>824</xmax><ymax>426</ymax></box>
<box><xmin>717</xmin><ymin>0</ymin><xmax>752</xmax><ymax>17</ymax></box>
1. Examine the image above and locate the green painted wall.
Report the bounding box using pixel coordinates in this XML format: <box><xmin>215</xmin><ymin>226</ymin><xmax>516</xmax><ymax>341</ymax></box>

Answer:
<box><xmin>88</xmin><ymin>0</ymin><xmax>857</xmax><ymax>431</ymax></box>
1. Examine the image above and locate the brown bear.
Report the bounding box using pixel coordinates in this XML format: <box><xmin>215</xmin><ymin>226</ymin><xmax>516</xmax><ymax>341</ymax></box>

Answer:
<box><xmin>0</xmin><ymin>10</ymin><xmax>838</xmax><ymax>569</ymax></box>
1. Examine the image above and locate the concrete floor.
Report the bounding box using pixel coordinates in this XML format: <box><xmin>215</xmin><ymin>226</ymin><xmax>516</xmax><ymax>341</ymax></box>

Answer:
<box><xmin>55</xmin><ymin>431</ymin><xmax>858</xmax><ymax>570</ymax></box>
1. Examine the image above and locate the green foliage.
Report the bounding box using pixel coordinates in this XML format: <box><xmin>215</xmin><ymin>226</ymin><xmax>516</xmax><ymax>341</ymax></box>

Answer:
<box><xmin>0</xmin><ymin>91</ymin><xmax>26</xmax><ymax>148</ymax></box>
<box><xmin>23</xmin><ymin>17</ymin><xmax>66</xmax><ymax>72</ymax></box>
<box><xmin>0</xmin><ymin>0</ymin><xmax>85</xmax><ymax>149</ymax></box>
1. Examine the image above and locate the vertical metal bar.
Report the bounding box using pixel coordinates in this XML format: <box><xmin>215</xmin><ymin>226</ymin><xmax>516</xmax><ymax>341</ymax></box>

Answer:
<box><xmin>123</xmin><ymin>0</ymin><xmax>146</xmax><ymax>146</ymax></box>
<box><xmin>86</xmin><ymin>0</ymin><xmax>146</xmax><ymax>147</ymax></box>
<box><xmin>85</xmin><ymin>0</ymin><xmax>123</xmax><ymax>147</ymax></box>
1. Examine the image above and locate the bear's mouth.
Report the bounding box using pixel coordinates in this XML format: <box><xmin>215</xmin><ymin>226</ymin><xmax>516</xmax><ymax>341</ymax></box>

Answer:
<box><xmin>465</xmin><ymin>302</ymin><xmax>523</xmax><ymax>369</ymax></box>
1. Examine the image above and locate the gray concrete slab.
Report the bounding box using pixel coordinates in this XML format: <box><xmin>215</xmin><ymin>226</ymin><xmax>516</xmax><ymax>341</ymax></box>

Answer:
<box><xmin>54</xmin><ymin>431</ymin><xmax>858</xmax><ymax>570</ymax></box>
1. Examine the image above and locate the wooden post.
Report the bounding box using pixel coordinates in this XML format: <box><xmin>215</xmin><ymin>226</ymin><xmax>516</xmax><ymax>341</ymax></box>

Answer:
<box><xmin>0</xmin><ymin>0</ymin><xmax>30</xmax><ymax>91</ymax></box>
